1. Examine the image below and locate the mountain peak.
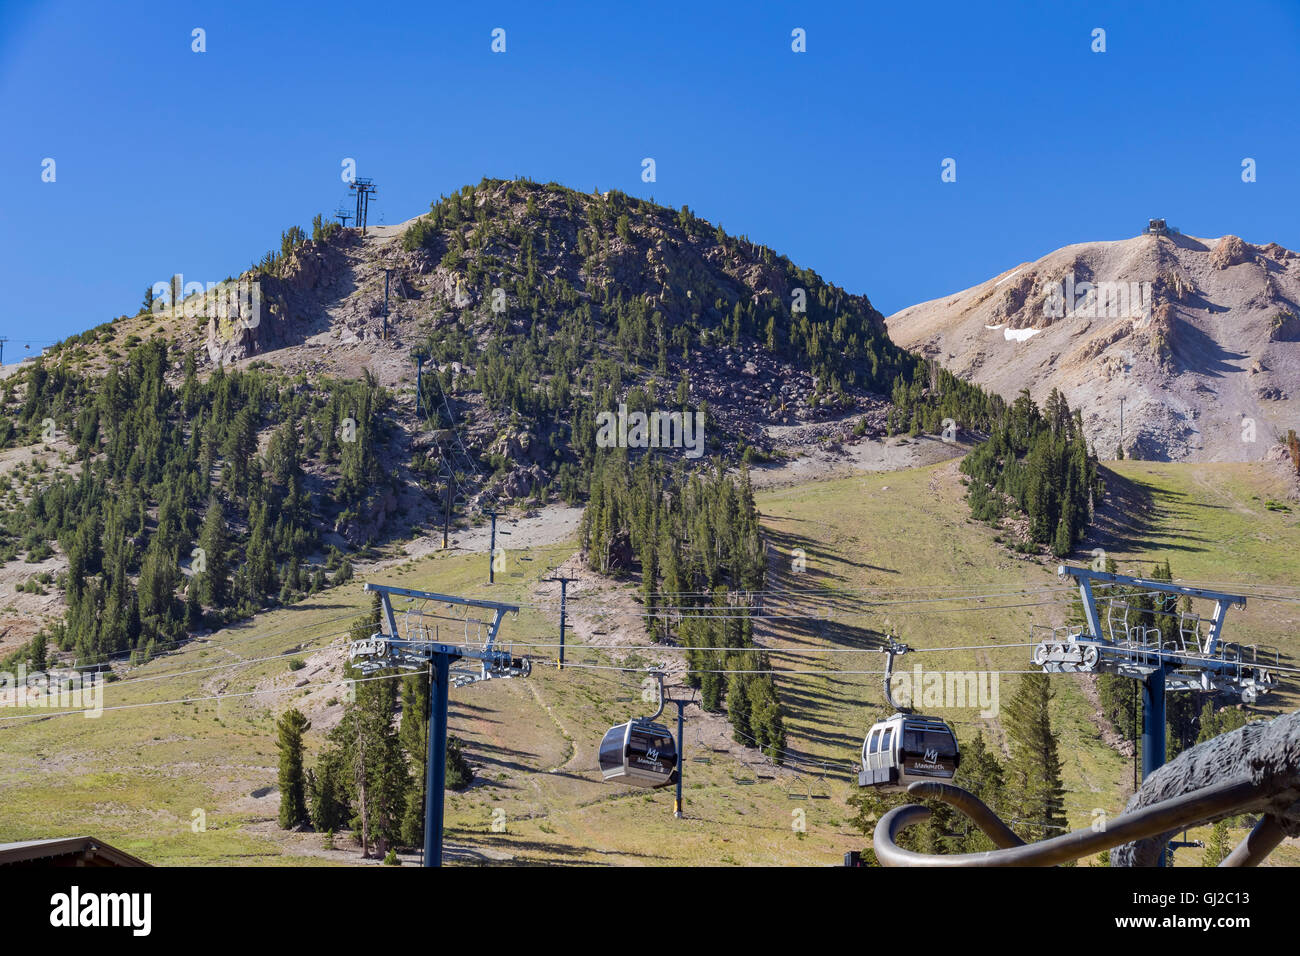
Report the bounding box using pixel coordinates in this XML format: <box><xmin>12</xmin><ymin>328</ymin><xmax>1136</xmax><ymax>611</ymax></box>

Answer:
<box><xmin>887</xmin><ymin>232</ymin><xmax>1300</xmax><ymax>461</ymax></box>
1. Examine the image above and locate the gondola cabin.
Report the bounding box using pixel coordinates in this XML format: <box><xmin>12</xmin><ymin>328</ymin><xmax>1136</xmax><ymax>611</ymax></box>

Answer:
<box><xmin>859</xmin><ymin>714</ymin><xmax>959</xmax><ymax>790</ymax></box>
<box><xmin>598</xmin><ymin>719</ymin><xmax>679</xmax><ymax>788</ymax></box>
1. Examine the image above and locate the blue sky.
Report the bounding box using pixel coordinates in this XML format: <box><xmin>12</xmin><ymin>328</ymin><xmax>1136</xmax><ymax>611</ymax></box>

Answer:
<box><xmin>2</xmin><ymin>0</ymin><xmax>1298</xmax><ymax>353</ymax></box>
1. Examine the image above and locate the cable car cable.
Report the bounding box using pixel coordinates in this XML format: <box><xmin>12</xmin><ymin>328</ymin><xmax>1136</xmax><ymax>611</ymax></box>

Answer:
<box><xmin>0</xmin><ymin>668</ymin><xmax>411</xmax><ymax>725</ymax></box>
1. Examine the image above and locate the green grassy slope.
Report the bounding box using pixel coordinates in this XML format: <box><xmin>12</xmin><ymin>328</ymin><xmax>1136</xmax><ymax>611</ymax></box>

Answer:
<box><xmin>0</xmin><ymin>457</ymin><xmax>1294</xmax><ymax>865</ymax></box>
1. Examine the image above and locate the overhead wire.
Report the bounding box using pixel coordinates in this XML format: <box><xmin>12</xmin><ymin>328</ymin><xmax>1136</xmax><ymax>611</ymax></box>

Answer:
<box><xmin>0</xmin><ymin>668</ymin><xmax>409</xmax><ymax>726</ymax></box>
<box><xmin>64</xmin><ymin>606</ymin><xmax>368</xmax><ymax>673</ymax></box>
<box><xmin>10</xmin><ymin>560</ymin><xmax>1292</xmax><ymax>841</ymax></box>
<box><xmin>531</xmin><ymin>659</ymin><xmax>1048</xmax><ymax>678</ymax></box>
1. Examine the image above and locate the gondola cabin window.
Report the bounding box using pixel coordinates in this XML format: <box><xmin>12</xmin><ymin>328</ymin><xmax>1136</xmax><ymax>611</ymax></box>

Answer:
<box><xmin>903</xmin><ymin>726</ymin><xmax>957</xmax><ymax>758</ymax></box>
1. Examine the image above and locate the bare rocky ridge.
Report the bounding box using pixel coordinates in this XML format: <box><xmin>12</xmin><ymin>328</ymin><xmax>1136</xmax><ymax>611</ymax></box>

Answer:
<box><xmin>887</xmin><ymin>232</ymin><xmax>1300</xmax><ymax>462</ymax></box>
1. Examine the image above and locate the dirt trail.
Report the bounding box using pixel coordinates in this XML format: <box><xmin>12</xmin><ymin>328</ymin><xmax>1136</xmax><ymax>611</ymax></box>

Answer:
<box><xmin>748</xmin><ymin>434</ymin><xmax>967</xmax><ymax>490</ymax></box>
<box><xmin>360</xmin><ymin>431</ymin><xmax>951</xmax><ymax>576</ymax></box>
<box><xmin>528</xmin><ymin>681</ymin><xmax>578</xmax><ymax>774</ymax></box>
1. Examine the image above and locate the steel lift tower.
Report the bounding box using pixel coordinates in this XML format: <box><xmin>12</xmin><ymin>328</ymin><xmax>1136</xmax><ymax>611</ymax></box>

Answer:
<box><xmin>349</xmin><ymin>178</ymin><xmax>377</xmax><ymax>233</ymax></box>
<box><xmin>1035</xmin><ymin>566</ymin><xmax>1275</xmax><ymax>777</ymax></box>
<box><xmin>1032</xmin><ymin>566</ymin><xmax>1276</xmax><ymax>852</ymax></box>
<box><xmin>348</xmin><ymin>583</ymin><xmax>530</xmax><ymax>867</ymax></box>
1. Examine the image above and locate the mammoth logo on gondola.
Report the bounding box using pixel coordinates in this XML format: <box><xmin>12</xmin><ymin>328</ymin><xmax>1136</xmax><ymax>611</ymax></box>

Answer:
<box><xmin>634</xmin><ymin>748</ymin><xmax>667</xmax><ymax>769</ymax></box>
<box><xmin>903</xmin><ymin>748</ymin><xmax>955</xmax><ymax>779</ymax></box>
<box><xmin>631</xmin><ymin>738</ymin><xmax>673</xmax><ymax>772</ymax></box>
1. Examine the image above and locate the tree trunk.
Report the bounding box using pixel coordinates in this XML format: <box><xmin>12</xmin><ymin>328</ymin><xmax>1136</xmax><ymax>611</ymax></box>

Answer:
<box><xmin>354</xmin><ymin>710</ymin><xmax>371</xmax><ymax>858</ymax></box>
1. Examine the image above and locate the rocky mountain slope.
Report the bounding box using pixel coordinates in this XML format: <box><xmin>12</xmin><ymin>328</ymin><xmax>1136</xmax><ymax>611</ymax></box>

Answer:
<box><xmin>886</xmin><ymin>231</ymin><xmax>1300</xmax><ymax>461</ymax></box>
<box><xmin>50</xmin><ymin>179</ymin><xmax>912</xmax><ymax>490</ymax></box>
<box><xmin>208</xmin><ymin>178</ymin><xmax>901</xmax><ymax>431</ymax></box>
<box><xmin>0</xmin><ymin>180</ymin><xmax>917</xmax><ymax>656</ymax></box>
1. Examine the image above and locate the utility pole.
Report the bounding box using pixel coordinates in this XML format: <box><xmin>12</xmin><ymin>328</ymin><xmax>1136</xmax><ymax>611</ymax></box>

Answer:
<box><xmin>670</xmin><ymin>697</ymin><xmax>686</xmax><ymax>818</ymax></box>
<box><xmin>442</xmin><ymin>466</ymin><xmax>454</xmax><ymax>550</ymax></box>
<box><xmin>544</xmin><ymin>575</ymin><xmax>578</xmax><ymax>668</ymax></box>
<box><xmin>414</xmin><ymin>353</ymin><xmax>425</xmax><ymax>418</ymax></box>
<box><xmin>486</xmin><ymin>509</ymin><xmax>511</xmax><ymax>584</ymax></box>
<box><xmin>643</xmin><ymin>670</ymin><xmax>688</xmax><ymax>819</ymax></box>
<box><xmin>1118</xmin><ymin>396</ymin><xmax>1126</xmax><ymax>458</ymax></box>
<box><xmin>0</xmin><ymin>337</ymin><xmax>7</xmax><ymax>366</ymax></box>
<box><xmin>335</xmin><ymin>207</ymin><xmax>352</xmax><ymax>228</ymax></box>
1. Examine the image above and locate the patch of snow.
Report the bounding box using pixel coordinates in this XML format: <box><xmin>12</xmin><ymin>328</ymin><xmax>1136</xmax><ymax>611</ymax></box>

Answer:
<box><xmin>984</xmin><ymin>324</ymin><xmax>1005</xmax><ymax>330</ymax></box>
<box><xmin>994</xmin><ymin>269</ymin><xmax>1023</xmax><ymax>287</ymax></box>
<box><xmin>1004</xmin><ymin>327</ymin><xmax>1042</xmax><ymax>343</ymax></box>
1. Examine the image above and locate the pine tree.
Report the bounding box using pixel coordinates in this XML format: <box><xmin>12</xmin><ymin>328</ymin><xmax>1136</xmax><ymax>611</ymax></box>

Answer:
<box><xmin>325</xmin><ymin>666</ymin><xmax>411</xmax><ymax>857</ymax></box>
<box><xmin>183</xmin><ymin>580</ymin><xmax>200</xmax><ymax>630</ymax></box>
<box><xmin>1003</xmin><ymin>673</ymin><xmax>1067</xmax><ymax>842</ymax></box>
<box><xmin>1201</xmin><ymin>818</ymin><xmax>1232</xmax><ymax>866</ymax></box>
<box><xmin>29</xmin><ymin>632</ymin><xmax>48</xmax><ymax>670</ymax></box>
<box><xmin>308</xmin><ymin>750</ymin><xmax>349</xmax><ymax>833</ymax></box>
<box><xmin>1197</xmin><ymin>701</ymin><xmax>1250</xmax><ymax>744</ymax></box>
<box><xmin>197</xmin><ymin>495</ymin><xmax>230</xmax><ymax>610</ymax></box>
<box><xmin>445</xmin><ymin>735</ymin><xmax>474</xmax><ymax>790</ymax></box>
<box><xmin>640</xmin><ymin>530</ymin><xmax>659</xmax><ymax>640</ymax></box>
<box><xmin>1052</xmin><ymin>515</ymin><xmax>1072</xmax><ymax>558</ymax></box>
<box><xmin>276</xmin><ymin>707</ymin><xmax>312</xmax><ymax>828</ymax></box>
<box><xmin>952</xmin><ymin>732</ymin><xmax>1004</xmax><ymax>852</ymax></box>
<box><xmin>399</xmin><ymin>672</ymin><xmax>430</xmax><ymax>847</ymax></box>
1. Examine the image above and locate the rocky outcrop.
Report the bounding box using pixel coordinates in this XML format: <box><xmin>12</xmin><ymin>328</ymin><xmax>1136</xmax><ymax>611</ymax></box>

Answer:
<box><xmin>1269</xmin><ymin>310</ymin><xmax>1300</xmax><ymax>342</ymax></box>
<box><xmin>335</xmin><ymin>488</ymin><xmax>398</xmax><ymax>547</ymax></box>
<box><xmin>1210</xmin><ymin>234</ymin><xmax>1253</xmax><ymax>270</ymax></box>
<box><xmin>1112</xmin><ymin>708</ymin><xmax>1300</xmax><ymax>866</ymax></box>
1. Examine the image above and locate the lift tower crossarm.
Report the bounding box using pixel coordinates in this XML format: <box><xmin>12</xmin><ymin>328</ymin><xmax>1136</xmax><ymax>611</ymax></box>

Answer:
<box><xmin>1058</xmin><ymin>565</ymin><xmax>1245</xmax><ymax>655</ymax></box>
<box><xmin>363</xmin><ymin>582</ymin><xmax>519</xmax><ymax>654</ymax></box>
